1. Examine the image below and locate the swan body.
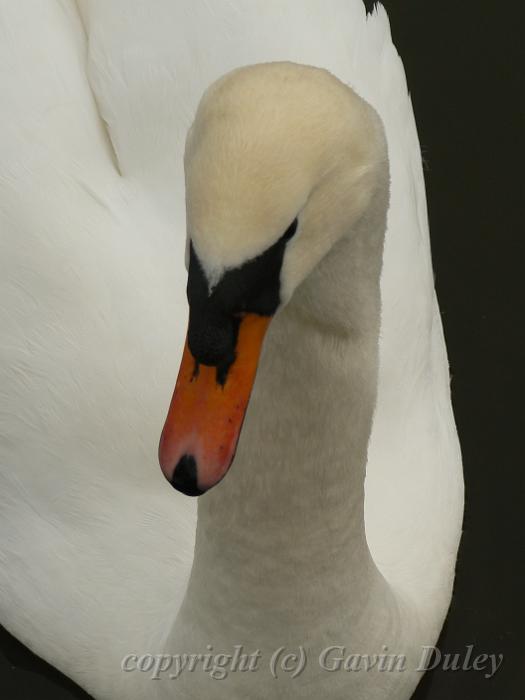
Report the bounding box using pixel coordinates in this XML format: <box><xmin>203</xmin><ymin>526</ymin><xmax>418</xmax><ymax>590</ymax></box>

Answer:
<box><xmin>0</xmin><ymin>2</ymin><xmax>463</xmax><ymax>699</ymax></box>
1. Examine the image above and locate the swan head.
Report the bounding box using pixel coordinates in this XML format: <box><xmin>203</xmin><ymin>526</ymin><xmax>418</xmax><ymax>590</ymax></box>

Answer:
<box><xmin>159</xmin><ymin>62</ymin><xmax>386</xmax><ymax>496</ymax></box>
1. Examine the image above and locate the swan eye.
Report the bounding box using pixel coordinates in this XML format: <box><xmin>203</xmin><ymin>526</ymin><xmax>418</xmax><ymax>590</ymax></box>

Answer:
<box><xmin>280</xmin><ymin>218</ymin><xmax>298</xmax><ymax>243</ymax></box>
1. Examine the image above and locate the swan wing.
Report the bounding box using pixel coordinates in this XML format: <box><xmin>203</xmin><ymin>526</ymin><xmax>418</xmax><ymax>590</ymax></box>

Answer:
<box><xmin>0</xmin><ymin>1</ymin><xmax>194</xmax><ymax>686</ymax></box>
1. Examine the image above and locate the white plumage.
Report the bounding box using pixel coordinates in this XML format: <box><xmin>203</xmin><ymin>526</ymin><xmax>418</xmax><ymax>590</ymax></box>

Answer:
<box><xmin>0</xmin><ymin>2</ymin><xmax>463</xmax><ymax>699</ymax></box>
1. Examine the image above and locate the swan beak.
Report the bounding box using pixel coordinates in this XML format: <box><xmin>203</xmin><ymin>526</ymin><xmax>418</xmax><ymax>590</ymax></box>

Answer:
<box><xmin>158</xmin><ymin>313</ymin><xmax>271</xmax><ymax>496</ymax></box>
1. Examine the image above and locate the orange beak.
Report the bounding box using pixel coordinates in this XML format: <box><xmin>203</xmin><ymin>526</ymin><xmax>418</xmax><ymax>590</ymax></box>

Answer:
<box><xmin>158</xmin><ymin>313</ymin><xmax>271</xmax><ymax>495</ymax></box>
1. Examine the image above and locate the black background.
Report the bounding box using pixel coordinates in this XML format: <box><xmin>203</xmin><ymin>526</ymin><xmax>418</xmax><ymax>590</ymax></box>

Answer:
<box><xmin>1</xmin><ymin>1</ymin><xmax>523</xmax><ymax>698</ymax></box>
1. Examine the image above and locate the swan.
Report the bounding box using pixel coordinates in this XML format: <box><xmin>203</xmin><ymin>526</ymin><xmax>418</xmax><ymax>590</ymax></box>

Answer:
<box><xmin>0</xmin><ymin>2</ymin><xmax>463</xmax><ymax>699</ymax></box>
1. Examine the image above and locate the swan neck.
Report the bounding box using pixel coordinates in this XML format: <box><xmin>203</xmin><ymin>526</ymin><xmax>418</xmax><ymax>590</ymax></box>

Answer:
<box><xmin>173</xmin><ymin>179</ymin><xmax>389</xmax><ymax>643</ymax></box>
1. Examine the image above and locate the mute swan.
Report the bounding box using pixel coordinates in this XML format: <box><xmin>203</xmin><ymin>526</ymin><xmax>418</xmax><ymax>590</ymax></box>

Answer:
<box><xmin>0</xmin><ymin>2</ymin><xmax>463</xmax><ymax>699</ymax></box>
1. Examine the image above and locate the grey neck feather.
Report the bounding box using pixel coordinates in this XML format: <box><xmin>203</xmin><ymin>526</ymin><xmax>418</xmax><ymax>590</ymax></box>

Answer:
<box><xmin>166</xmin><ymin>174</ymin><xmax>407</xmax><ymax>663</ymax></box>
